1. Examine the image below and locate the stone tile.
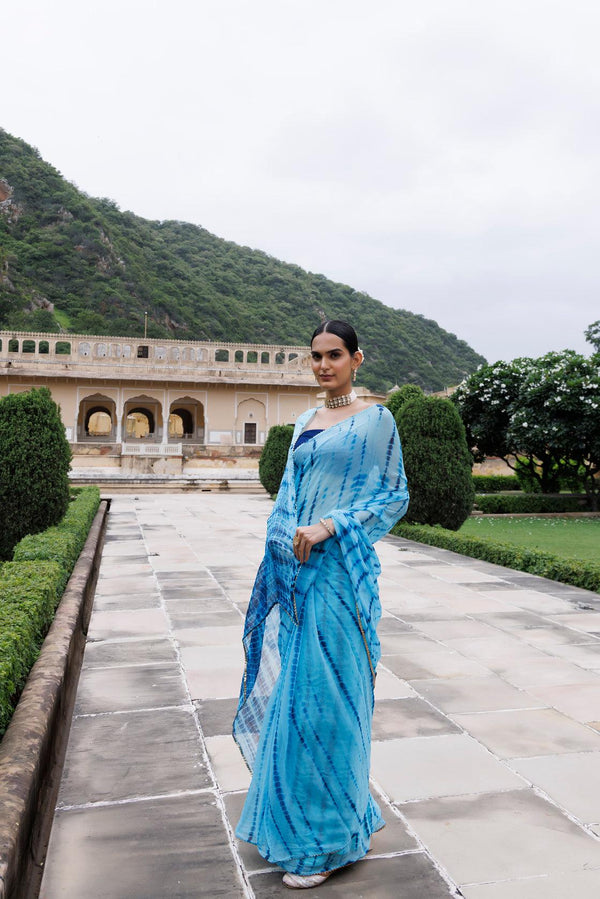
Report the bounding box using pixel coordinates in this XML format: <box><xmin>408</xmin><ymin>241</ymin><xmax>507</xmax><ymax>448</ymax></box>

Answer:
<box><xmin>377</xmin><ymin>617</ymin><xmax>415</xmax><ymax>634</ymax></box>
<box><xmin>452</xmin><ymin>708</ymin><xmax>600</xmax><ymax>758</ymax></box>
<box><xmin>160</xmin><ymin>585</ymin><xmax>226</xmax><ymax>599</ymax></box>
<box><xmin>97</xmin><ymin>562</ymin><xmax>153</xmax><ymax>577</ymax></box>
<box><xmin>40</xmin><ymin>793</ymin><xmax>244</xmax><ymax>898</ymax></box>
<box><xmin>173</xmin><ymin>624</ymin><xmax>241</xmax><ymax>647</ymax></box>
<box><xmin>518</xmin><ymin>625</ymin><xmax>600</xmax><ymax>648</ymax></box>
<box><xmin>385</xmin><ymin>650</ymin><xmax>491</xmax><ymax>680</ymax></box>
<box><xmin>412</xmin><ymin>677</ymin><xmax>544</xmax><ymax>714</ymax></box>
<box><xmin>164</xmin><ymin>598</ymin><xmax>234</xmax><ymax>629</ymax></box>
<box><xmin>87</xmin><ymin>608</ymin><xmax>169</xmax><ymax>641</ymax></box>
<box><xmin>93</xmin><ymin>592</ymin><xmax>162</xmax><ymax>611</ymax></box>
<box><xmin>249</xmin><ymin>852</ymin><xmax>454</xmax><ymax>898</ymax></box>
<box><xmin>437</xmin><ymin>594</ymin><xmax>507</xmax><ymax>614</ymax></box>
<box><xmin>402</xmin><ymin>789</ymin><xmax>600</xmax><ymax>884</ymax></box>
<box><xmin>413</xmin><ymin>618</ymin><xmax>500</xmax><ymax>641</ymax></box>
<box><xmin>195</xmin><ymin>697</ymin><xmax>239</xmax><ymax>737</ymax></box>
<box><xmin>542</xmin><ymin>642</ymin><xmax>600</xmax><ymax>668</ymax></box>
<box><xmin>380</xmin><ymin>633</ymin><xmax>444</xmax><ymax>655</ymax></box>
<box><xmin>224</xmin><ymin>791</ymin><xmax>278</xmax><ymax>872</ymax></box>
<box><xmin>416</xmin><ymin>565</ymin><xmax>506</xmax><ymax>584</ymax></box>
<box><xmin>472</xmin><ymin>611</ymin><xmax>549</xmax><ymax>631</ymax></box>
<box><xmin>488</xmin><ymin>656</ymin><xmax>596</xmax><ymax>688</ymax></box>
<box><xmin>74</xmin><ymin>664</ymin><xmax>188</xmax><ymax>714</ymax></box>
<box><xmin>550</xmin><ymin>611</ymin><xmax>600</xmax><ymax>634</ymax></box>
<box><xmin>371</xmin><ymin>734</ymin><xmax>523</xmax><ymax>802</ymax></box>
<box><xmin>372</xmin><ymin>698</ymin><xmax>460</xmax><ymax>741</ymax></box>
<box><xmin>174</xmin><ymin>608</ymin><xmax>243</xmax><ymax>628</ymax></box>
<box><xmin>374</xmin><ymin>667</ymin><xmax>415</xmax><ymax>700</ymax></box>
<box><xmin>478</xmin><ymin>590</ymin><xmax>575</xmax><ymax>615</ymax></box>
<box><xmin>150</xmin><ymin>559</ymin><xmax>203</xmax><ymax>572</ymax></box>
<box><xmin>83</xmin><ymin>637</ymin><xmax>178</xmax><ymax>669</ymax></box>
<box><xmin>444</xmin><ymin>633</ymin><xmax>542</xmax><ymax>663</ymax></box>
<box><xmin>204</xmin><ymin>735</ymin><xmax>251</xmax><ymax>791</ymax></box>
<box><xmin>394</xmin><ymin>608</ymin><xmax>465</xmax><ymax>622</ymax></box>
<box><xmin>58</xmin><ymin>707</ymin><xmax>210</xmax><ymax>805</ymax></box>
<box><xmin>525</xmin><ymin>680</ymin><xmax>600</xmax><ymax>723</ymax></box>
<box><xmin>511</xmin><ymin>752</ymin><xmax>600</xmax><ymax>824</ymax></box>
<box><xmin>95</xmin><ymin>575</ymin><xmax>158</xmax><ymax>596</ymax></box>
<box><xmin>461</xmin><ymin>869</ymin><xmax>600</xmax><ymax>899</ymax></box>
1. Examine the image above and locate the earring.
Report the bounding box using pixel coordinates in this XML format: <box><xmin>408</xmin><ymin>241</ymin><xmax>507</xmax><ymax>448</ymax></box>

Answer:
<box><xmin>352</xmin><ymin>369</ymin><xmax>357</xmax><ymax>382</ymax></box>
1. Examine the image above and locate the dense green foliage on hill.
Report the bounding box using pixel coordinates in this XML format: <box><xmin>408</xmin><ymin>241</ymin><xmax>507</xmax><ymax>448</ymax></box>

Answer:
<box><xmin>0</xmin><ymin>129</ymin><xmax>486</xmax><ymax>391</ymax></box>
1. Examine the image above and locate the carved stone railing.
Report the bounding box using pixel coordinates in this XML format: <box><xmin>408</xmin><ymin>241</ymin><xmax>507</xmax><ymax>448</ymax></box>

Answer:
<box><xmin>0</xmin><ymin>331</ymin><xmax>312</xmax><ymax>381</ymax></box>
<box><xmin>122</xmin><ymin>443</ymin><xmax>183</xmax><ymax>456</ymax></box>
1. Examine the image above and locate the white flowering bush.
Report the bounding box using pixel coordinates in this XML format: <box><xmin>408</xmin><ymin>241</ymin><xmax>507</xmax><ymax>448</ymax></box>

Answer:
<box><xmin>454</xmin><ymin>351</ymin><xmax>600</xmax><ymax>508</ymax></box>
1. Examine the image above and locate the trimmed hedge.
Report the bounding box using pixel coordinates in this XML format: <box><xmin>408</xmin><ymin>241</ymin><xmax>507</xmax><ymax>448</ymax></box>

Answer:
<box><xmin>472</xmin><ymin>475</ymin><xmax>519</xmax><ymax>493</ymax></box>
<box><xmin>0</xmin><ymin>562</ymin><xmax>65</xmax><ymax>735</ymax></box>
<box><xmin>391</xmin><ymin>521</ymin><xmax>600</xmax><ymax>593</ymax></box>
<box><xmin>396</xmin><ymin>395</ymin><xmax>474</xmax><ymax>530</ymax></box>
<box><xmin>0</xmin><ymin>486</ymin><xmax>101</xmax><ymax>737</ymax></box>
<box><xmin>259</xmin><ymin>425</ymin><xmax>294</xmax><ymax>496</ymax></box>
<box><xmin>0</xmin><ymin>387</ymin><xmax>72</xmax><ymax>560</ymax></box>
<box><xmin>474</xmin><ymin>493</ymin><xmax>588</xmax><ymax>514</ymax></box>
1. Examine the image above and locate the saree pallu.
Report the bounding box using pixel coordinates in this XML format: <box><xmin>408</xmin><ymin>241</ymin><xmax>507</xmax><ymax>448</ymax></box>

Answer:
<box><xmin>233</xmin><ymin>404</ymin><xmax>409</xmax><ymax>874</ymax></box>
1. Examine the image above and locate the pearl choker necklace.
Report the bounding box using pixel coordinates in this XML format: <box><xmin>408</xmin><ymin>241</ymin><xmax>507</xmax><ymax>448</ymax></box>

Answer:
<box><xmin>325</xmin><ymin>390</ymin><xmax>357</xmax><ymax>409</ymax></box>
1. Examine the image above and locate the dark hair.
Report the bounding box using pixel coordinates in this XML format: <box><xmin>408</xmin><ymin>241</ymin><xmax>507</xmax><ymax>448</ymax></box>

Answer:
<box><xmin>310</xmin><ymin>320</ymin><xmax>359</xmax><ymax>355</ymax></box>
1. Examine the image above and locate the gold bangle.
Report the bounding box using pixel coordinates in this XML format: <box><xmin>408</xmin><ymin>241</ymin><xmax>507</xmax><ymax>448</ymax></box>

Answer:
<box><xmin>319</xmin><ymin>517</ymin><xmax>335</xmax><ymax>537</ymax></box>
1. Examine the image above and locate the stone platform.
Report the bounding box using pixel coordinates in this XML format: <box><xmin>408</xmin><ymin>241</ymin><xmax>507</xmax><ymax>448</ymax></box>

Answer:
<box><xmin>39</xmin><ymin>495</ymin><xmax>600</xmax><ymax>898</ymax></box>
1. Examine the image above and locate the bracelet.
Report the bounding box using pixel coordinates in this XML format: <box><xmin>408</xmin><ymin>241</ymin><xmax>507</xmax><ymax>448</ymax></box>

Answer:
<box><xmin>319</xmin><ymin>517</ymin><xmax>335</xmax><ymax>538</ymax></box>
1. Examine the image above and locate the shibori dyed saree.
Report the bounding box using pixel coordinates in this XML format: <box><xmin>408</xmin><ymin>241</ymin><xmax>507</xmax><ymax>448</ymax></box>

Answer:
<box><xmin>233</xmin><ymin>403</ymin><xmax>409</xmax><ymax>875</ymax></box>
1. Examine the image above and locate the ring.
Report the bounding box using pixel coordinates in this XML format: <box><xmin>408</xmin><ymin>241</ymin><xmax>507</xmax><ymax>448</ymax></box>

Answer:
<box><xmin>293</xmin><ymin>536</ymin><xmax>299</xmax><ymax>547</ymax></box>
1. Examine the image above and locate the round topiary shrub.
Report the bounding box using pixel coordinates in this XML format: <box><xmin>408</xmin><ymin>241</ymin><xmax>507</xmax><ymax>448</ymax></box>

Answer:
<box><xmin>397</xmin><ymin>395</ymin><xmax>474</xmax><ymax>530</ymax></box>
<box><xmin>259</xmin><ymin>425</ymin><xmax>294</xmax><ymax>496</ymax></box>
<box><xmin>385</xmin><ymin>384</ymin><xmax>424</xmax><ymax>418</ymax></box>
<box><xmin>0</xmin><ymin>387</ymin><xmax>72</xmax><ymax>560</ymax></box>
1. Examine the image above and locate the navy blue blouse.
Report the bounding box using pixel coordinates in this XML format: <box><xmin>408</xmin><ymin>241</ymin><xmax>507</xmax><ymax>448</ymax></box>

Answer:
<box><xmin>294</xmin><ymin>428</ymin><xmax>323</xmax><ymax>450</ymax></box>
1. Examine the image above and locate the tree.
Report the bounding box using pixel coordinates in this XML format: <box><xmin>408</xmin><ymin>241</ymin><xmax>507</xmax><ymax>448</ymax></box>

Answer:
<box><xmin>0</xmin><ymin>388</ymin><xmax>72</xmax><ymax>559</ymax></box>
<box><xmin>259</xmin><ymin>425</ymin><xmax>294</xmax><ymax>495</ymax></box>
<box><xmin>508</xmin><ymin>351</ymin><xmax>600</xmax><ymax>509</ymax></box>
<box><xmin>454</xmin><ymin>352</ymin><xmax>600</xmax><ymax>506</ymax></box>
<box><xmin>396</xmin><ymin>395</ymin><xmax>474</xmax><ymax>530</ymax></box>
<box><xmin>585</xmin><ymin>320</ymin><xmax>600</xmax><ymax>353</ymax></box>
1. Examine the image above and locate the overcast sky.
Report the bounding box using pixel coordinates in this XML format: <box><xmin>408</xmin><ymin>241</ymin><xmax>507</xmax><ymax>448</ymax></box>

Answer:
<box><xmin>4</xmin><ymin>0</ymin><xmax>599</xmax><ymax>362</ymax></box>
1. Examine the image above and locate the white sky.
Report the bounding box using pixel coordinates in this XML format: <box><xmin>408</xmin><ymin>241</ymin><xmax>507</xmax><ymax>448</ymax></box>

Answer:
<box><xmin>3</xmin><ymin>0</ymin><xmax>600</xmax><ymax>362</ymax></box>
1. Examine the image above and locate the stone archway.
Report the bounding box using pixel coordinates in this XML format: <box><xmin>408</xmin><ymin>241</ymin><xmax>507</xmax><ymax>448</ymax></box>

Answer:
<box><xmin>77</xmin><ymin>394</ymin><xmax>117</xmax><ymax>442</ymax></box>
<box><xmin>122</xmin><ymin>395</ymin><xmax>163</xmax><ymax>442</ymax></box>
<box><xmin>168</xmin><ymin>396</ymin><xmax>205</xmax><ymax>443</ymax></box>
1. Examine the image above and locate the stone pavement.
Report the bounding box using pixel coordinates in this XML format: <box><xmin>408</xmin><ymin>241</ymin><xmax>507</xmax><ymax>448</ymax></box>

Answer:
<box><xmin>39</xmin><ymin>495</ymin><xmax>600</xmax><ymax>898</ymax></box>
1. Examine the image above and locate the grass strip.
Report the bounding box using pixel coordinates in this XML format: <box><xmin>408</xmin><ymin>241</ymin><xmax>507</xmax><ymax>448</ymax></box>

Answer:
<box><xmin>392</xmin><ymin>521</ymin><xmax>600</xmax><ymax>594</ymax></box>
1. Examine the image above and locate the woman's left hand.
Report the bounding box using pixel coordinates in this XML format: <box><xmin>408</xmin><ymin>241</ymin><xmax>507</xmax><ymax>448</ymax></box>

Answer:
<box><xmin>293</xmin><ymin>522</ymin><xmax>332</xmax><ymax>563</ymax></box>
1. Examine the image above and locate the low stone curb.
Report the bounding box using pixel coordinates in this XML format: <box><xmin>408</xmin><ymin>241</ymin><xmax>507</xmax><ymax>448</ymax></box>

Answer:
<box><xmin>0</xmin><ymin>500</ymin><xmax>109</xmax><ymax>899</ymax></box>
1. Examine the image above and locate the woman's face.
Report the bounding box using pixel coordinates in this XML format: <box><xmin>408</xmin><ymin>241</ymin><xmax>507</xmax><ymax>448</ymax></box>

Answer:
<box><xmin>310</xmin><ymin>332</ymin><xmax>356</xmax><ymax>393</ymax></box>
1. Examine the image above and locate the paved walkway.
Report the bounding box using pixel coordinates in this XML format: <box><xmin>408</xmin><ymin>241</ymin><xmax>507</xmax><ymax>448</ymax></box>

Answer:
<box><xmin>39</xmin><ymin>495</ymin><xmax>600</xmax><ymax>898</ymax></box>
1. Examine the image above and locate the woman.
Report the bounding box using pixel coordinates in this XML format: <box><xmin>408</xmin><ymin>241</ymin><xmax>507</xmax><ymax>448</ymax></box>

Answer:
<box><xmin>233</xmin><ymin>320</ymin><xmax>409</xmax><ymax>889</ymax></box>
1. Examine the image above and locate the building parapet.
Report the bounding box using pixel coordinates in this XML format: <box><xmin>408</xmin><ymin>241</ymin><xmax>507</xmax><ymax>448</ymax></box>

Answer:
<box><xmin>0</xmin><ymin>331</ymin><xmax>314</xmax><ymax>385</ymax></box>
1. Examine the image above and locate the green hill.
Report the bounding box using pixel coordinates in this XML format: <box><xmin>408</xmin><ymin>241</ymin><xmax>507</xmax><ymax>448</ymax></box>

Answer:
<box><xmin>0</xmin><ymin>129</ymin><xmax>485</xmax><ymax>392</ymax></box>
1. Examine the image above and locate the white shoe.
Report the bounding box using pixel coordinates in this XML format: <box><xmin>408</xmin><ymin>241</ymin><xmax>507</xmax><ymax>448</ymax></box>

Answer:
<box><xmin>282</xmin><ymin>871</ymin><xmax>332</xmax><ymax>889</ymax></box>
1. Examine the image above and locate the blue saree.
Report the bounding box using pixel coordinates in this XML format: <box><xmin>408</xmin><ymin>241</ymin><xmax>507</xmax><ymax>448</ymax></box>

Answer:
<box><xmin>233</xmin><ymin>404</ymin><xmax>409</xmax><ymax>875</ymax></box>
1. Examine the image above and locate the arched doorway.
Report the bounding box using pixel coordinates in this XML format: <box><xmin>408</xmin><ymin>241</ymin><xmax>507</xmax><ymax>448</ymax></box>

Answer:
<box><xmin>77</xmin><ymin>394</ymin><xmax>117</xmax><ymax>442</ymax></box>
<box><xmin>86</xmin><ymin>407</ymin><xmax>113</xmax><ymax>437</ymax></box>
<box><xmin>168</xmin><ymin>397</ymin><xmax>205</xmax><ymax>443</ymax></box>
<box><xmin>126</xmin><ymin>408</ymin><xmax>154</xmax><ymax>439</ymax></box>
<box><xmin>122</xmin><ymin>395</ymin><xmax>163</xmax><ymax>442</ymax></box>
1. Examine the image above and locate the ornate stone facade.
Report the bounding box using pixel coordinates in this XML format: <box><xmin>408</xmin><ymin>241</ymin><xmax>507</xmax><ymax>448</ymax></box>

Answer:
<box><xmin>0</xmin><ymin>331</ymin><xmax>324</xmax><ymax>476</ymax></box>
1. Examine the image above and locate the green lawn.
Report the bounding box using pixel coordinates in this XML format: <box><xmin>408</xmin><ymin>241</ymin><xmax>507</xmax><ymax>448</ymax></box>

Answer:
<box><xmin>460</xmin><ymin>516</ymin><xmax>600</xmax><ymax>564</ymax></box>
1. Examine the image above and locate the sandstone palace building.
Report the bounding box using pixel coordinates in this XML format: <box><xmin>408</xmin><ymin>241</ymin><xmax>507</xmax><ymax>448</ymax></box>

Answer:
<box><xmin>0</xmin><ymin>330</ymin><xmax>349</xmax><ymax>485</ymax></box>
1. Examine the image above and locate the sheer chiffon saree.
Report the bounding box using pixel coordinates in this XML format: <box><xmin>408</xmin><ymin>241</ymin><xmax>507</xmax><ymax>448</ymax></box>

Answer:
<box><xmin>233</xmin><ymin>404</ymin><xmax>409</xmax><ymax>875</ymax></box>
